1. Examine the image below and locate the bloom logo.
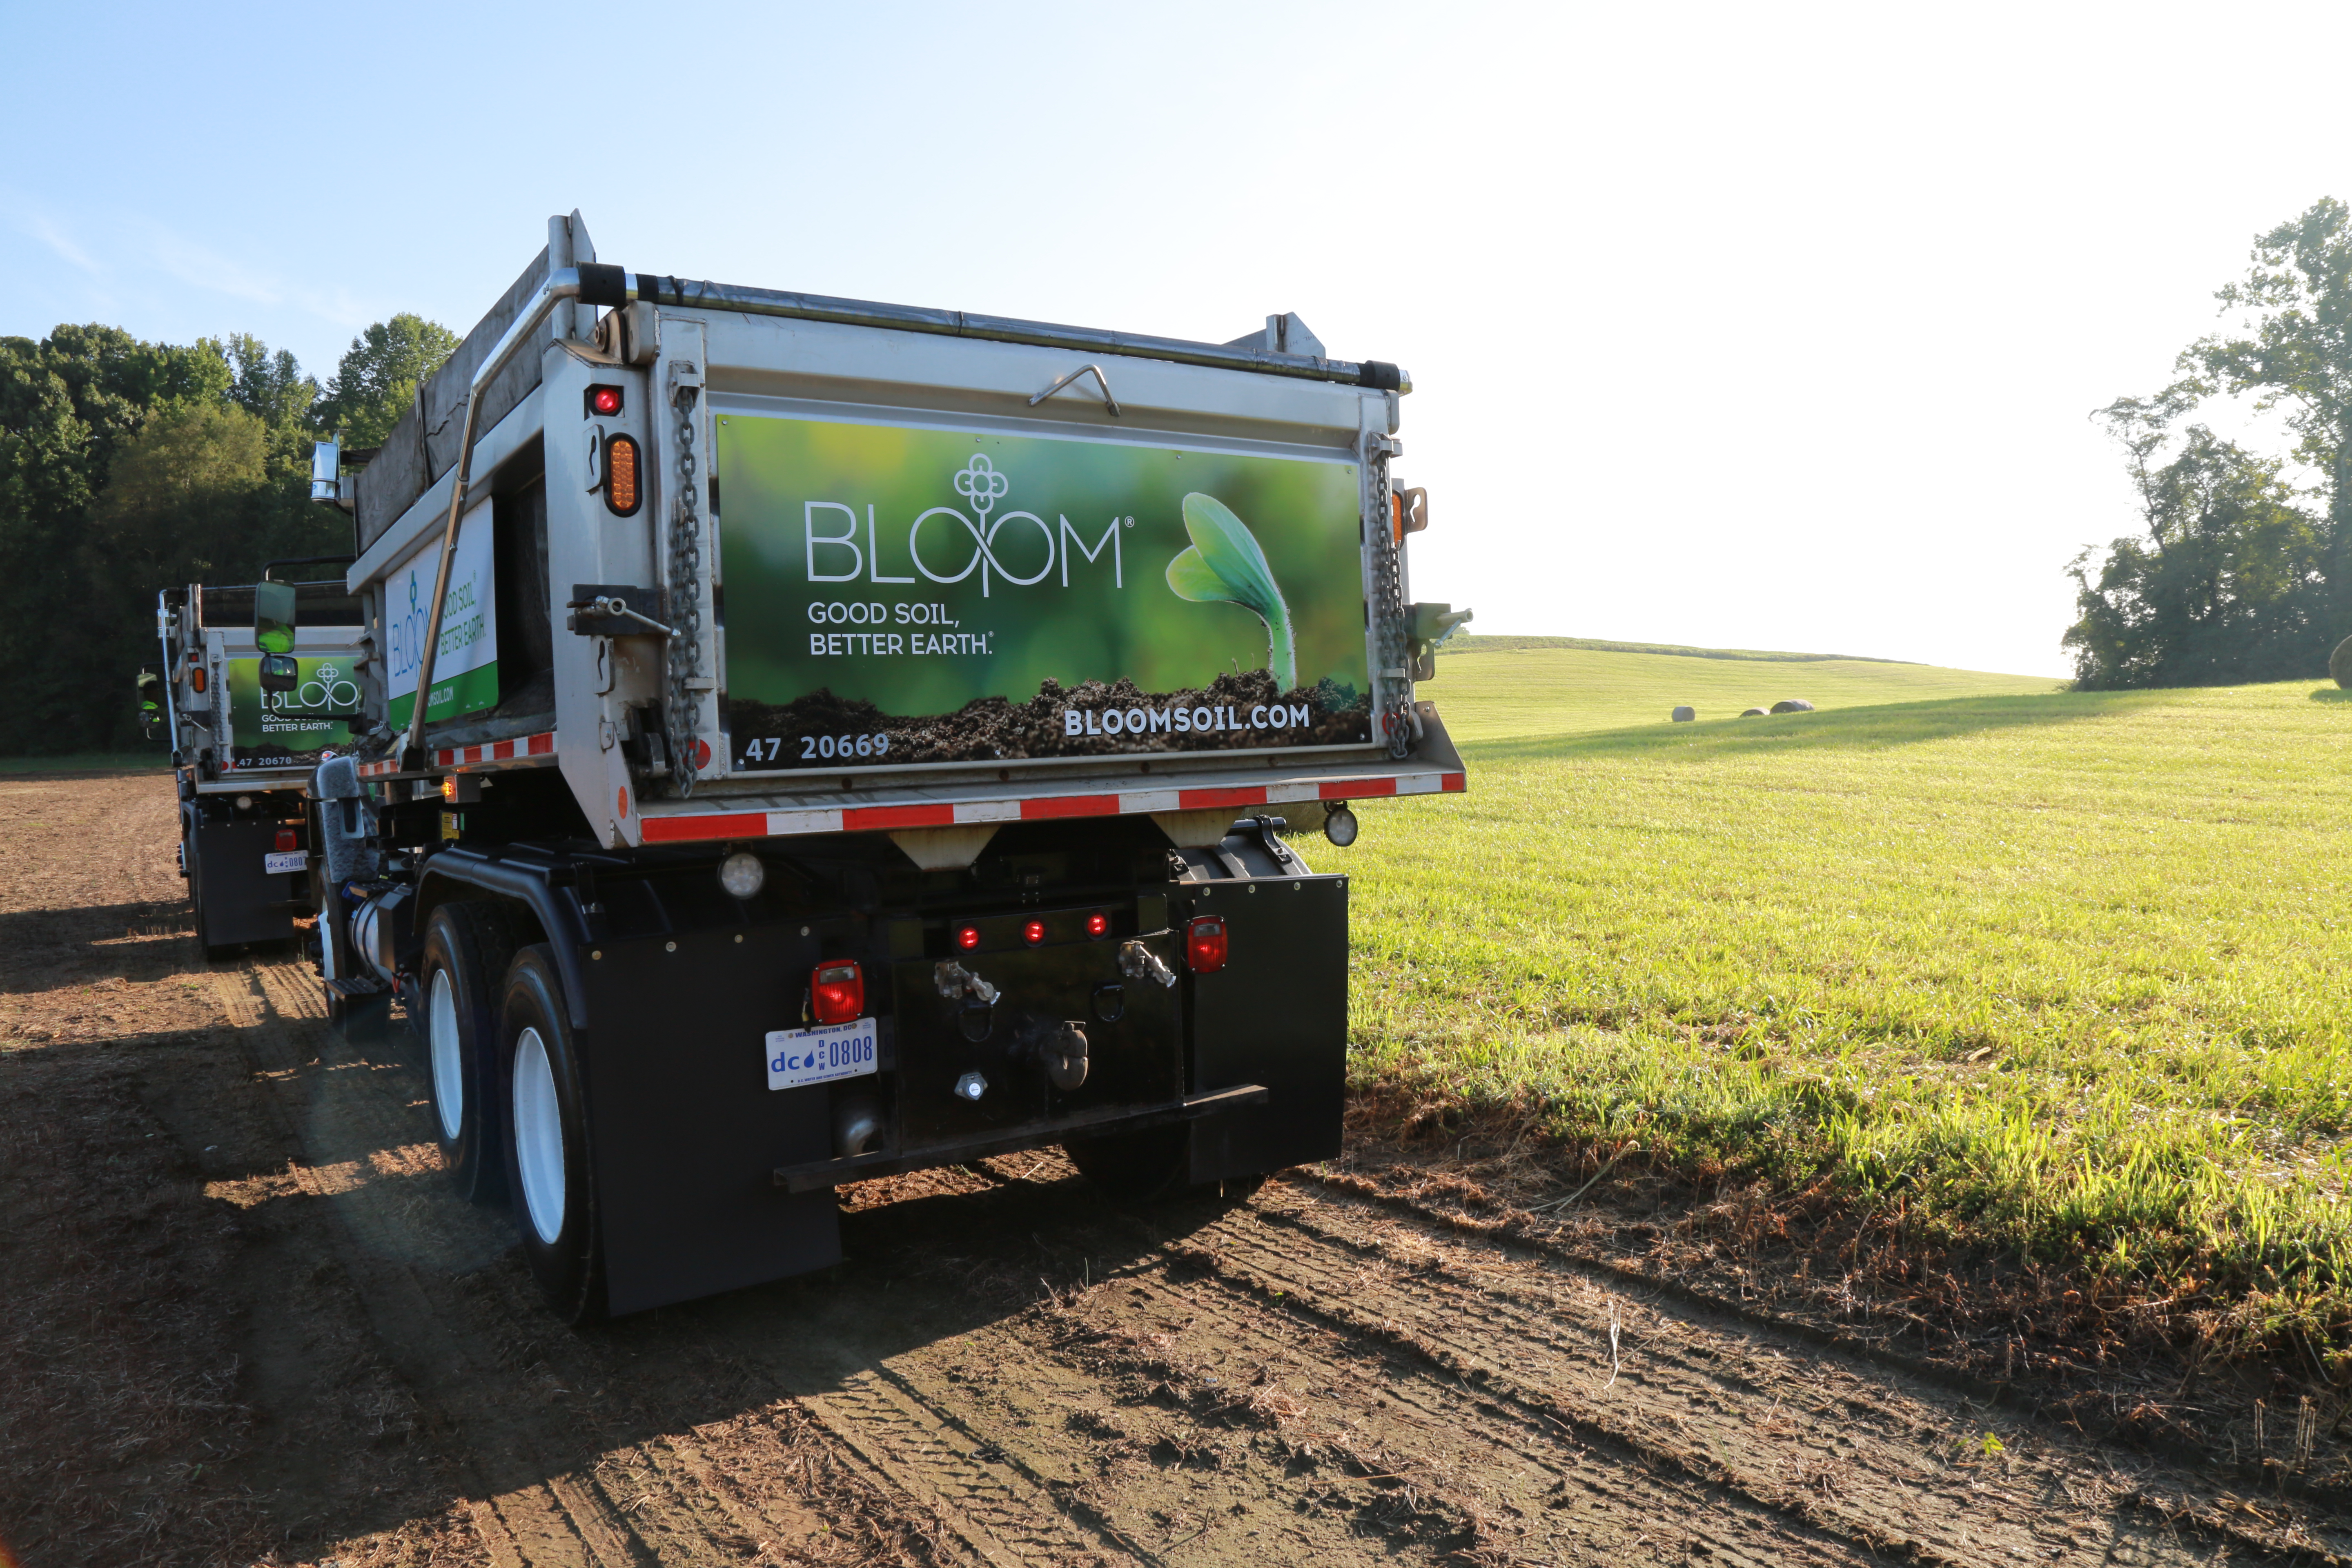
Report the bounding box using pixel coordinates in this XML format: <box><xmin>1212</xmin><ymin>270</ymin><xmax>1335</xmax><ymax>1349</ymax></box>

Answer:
<box><xmin>804</xmin><ymin>452</ymin><xmax>1127</xmax><ymax>597</ymax></box>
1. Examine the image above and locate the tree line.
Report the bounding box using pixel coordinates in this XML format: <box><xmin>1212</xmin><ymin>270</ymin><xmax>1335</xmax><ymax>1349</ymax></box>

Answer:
<box><xmin>2068</xmin><ymin>198</ymin><xmax>2352</xmax><ymax>688</ymax></box>
<box><xmin>0</xmin><ymin>316</ymin><xmax>457</xmax><ymax>753</ymax></box>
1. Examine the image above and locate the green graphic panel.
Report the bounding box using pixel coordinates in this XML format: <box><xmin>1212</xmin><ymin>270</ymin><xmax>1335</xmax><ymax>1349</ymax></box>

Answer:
<box><xmin>387</xmin><ymin>660</ymin><xmax>500</xmax><ymax>729</ymax></box>
<box><xmin>716</xmin><ymin>415</ymin><xmax>1370</xmax><ymax>771</ymax></box>
<box><xmin>226</xmin><ymin>656</ymin><xmax>357</xmax><ymax>770</ymax></box>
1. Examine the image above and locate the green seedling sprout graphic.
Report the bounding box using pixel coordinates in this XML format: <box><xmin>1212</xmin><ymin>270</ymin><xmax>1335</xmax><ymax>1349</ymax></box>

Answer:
<box><xmin>1165</xmin><ymin>492</ymin><xmax>1296</xmax><ymax>690</ymax></box>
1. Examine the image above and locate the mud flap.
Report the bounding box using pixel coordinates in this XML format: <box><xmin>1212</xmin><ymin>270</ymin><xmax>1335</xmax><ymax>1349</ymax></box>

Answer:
<box><xmin>190</xmin><ymin>815</ymin><xmax>298</xmax><ymax>949</ymax></box>
<box><xmin>577</xmin><ymin>924</ymin><xmax>842</xmax><ymax>1314</ymax></box>
<box><xmin>1184</xmin><ymin>873</ymin><xmax>1348</xmax><ymax>1183</ymax></box>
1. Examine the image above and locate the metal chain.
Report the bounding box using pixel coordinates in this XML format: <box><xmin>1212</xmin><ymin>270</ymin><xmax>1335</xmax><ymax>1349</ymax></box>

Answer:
<box><xmin>1365</xmin><ymin>434</ymin><xmax>1413</xmax><ymax>760</ymax></box>
<box><xmin>666</xmin><ymin>385</ymin><xmax>705</xmax><ymax>798</ymax></box>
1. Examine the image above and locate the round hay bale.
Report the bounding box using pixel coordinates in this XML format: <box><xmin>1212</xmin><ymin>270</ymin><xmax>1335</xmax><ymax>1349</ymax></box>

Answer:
<box><xmin>2332</xmin><ymin>635</ymin><xmax>2352</xmax><ymax>688</ymax></box>
<box><xmin>1739</xmin><ymin>707</ymin><xmax>1767</xmax><ymax>717</ymax></box>
<box><xmin>1670</xmin><ymin>705</ymin><xmax>1695</xmax><ymax>723</ymax></box>
<box><xmin>1770</xmin><ymin>698</ymin><xmax>1816</xmax><ymax>714</ymax></box>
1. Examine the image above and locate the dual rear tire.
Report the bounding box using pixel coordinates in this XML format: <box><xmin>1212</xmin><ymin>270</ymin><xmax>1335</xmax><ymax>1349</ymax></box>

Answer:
<box><xmin>419</xmin><ymin>904</ymin><xmax>604</xmax><ymax>1321</ymax></box>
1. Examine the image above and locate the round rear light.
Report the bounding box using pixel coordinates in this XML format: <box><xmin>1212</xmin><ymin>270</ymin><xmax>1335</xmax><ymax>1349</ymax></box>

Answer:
<box><xmin>591</xmin><ymin>385</ymin><xmax>622</xmax><ymax>415</ymax></box>
<box><xmin>955</xmin><ymin>924</ymin><xmax>981</xmax><ymax>951</ymax></box>
<box><xmin>1086</xmin><ymin>911</ymin><xmax>1109</xmax><ymax>938</ymax></box>
<box><xmin>718</xmin><ymin>851</ymin><xmax>766</xmax><ymax>900</ymax></box>
<box><xmin>1022</xmin><ymin>919</ymin><xmax>1047</xmax><ymax>947</ymax></box>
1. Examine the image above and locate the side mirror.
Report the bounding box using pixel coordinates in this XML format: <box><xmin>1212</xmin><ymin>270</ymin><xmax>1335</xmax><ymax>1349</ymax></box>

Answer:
<box><xmin>258</xmin><ymin>653</ymin><xmax>299</xmax><ymax>694</ymax></box>
<box><xmin>137</xmin><ymin>670</ymin><xmax>163</xmax><ymax>734</ymax></box>
<box><xmin>254</xmin><ymin>579</ymin><xmax>297</xmax><ymax>655</ymax></box>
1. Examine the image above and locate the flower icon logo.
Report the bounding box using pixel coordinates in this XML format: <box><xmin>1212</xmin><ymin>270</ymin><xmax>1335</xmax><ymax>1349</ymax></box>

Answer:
<box><xmin>953</xmin><ymin>453</ymin><xmax>1010</xmax><ymax>521</ymax></box>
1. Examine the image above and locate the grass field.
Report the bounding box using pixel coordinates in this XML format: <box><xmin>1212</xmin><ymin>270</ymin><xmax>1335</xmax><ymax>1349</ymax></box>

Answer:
<box><xmin>0</xmin><ymin>750</ymin><xmax>168</xmax><ymax>775</ymax></box>
<box><xmin>1345</xmin><ymin>641</ymin><xmax>2352</xmax><ymax>1350</ymax></box>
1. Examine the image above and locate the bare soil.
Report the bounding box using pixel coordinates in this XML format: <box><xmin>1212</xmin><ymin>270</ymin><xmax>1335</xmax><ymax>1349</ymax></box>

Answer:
<box><xmin>6</xmin><ymin>771</ymin><xmax>2352</xmax><ymax>1566</ymax></box>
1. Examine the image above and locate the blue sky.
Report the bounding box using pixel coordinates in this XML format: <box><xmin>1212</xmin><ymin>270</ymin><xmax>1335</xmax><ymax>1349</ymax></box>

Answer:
<box><xmin>9</xmin><ymin>1</ymin><xmax>2352</xmax><ymax>677</ymax></box>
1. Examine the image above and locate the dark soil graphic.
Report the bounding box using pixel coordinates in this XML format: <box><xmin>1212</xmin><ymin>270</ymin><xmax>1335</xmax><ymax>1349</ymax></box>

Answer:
<box><xmin>726</xmin><ymin>671</ymin><xmax>1370</xmax><ymax>771</ymax></box>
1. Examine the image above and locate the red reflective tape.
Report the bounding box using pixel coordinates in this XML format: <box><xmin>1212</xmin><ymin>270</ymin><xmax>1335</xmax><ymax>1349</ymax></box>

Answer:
<box><xmin>529</xmin><ymin>731</ymin><xmax>555</xmax><ymax>755</ymax></box>
<box><xmin>842</xmin><ymin>802</ymin><xmax>957</xmax><ymax>831</ymax></box>
<box><xmin>1327</xmin><ymin>777</ymin><xmax>1396</xmax><ymax>799</ymax></box>
<box><xmin>491</xmin><ymin>740</ymin><xmax>513</xmax><ymax>760</ymax></box>
<box><xmin>640</xmin><ymin>813</ymin><xmax>755</xmax><ymax>844</ymax></box>
<box><xmin>1022</xmin><ymin>793</ymin><xmax>1120</xmax><ymax>821</ymax></box>
<box><xmin>1442</xmin><ymin>773</ymin><xmax>1466</xmax><ymax>792</ymax></box>
<box><xmin>1177</xmin><ymin>785</ymin><xmax>1268</xmax><ymax>810</ymax></box>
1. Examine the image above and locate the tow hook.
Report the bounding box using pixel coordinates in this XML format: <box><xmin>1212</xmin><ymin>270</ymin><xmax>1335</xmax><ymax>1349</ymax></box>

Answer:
<box><xmin>1119</xmin><ymin>940</ymin><xmax>1176</xmax><ymax>989</ymax></box>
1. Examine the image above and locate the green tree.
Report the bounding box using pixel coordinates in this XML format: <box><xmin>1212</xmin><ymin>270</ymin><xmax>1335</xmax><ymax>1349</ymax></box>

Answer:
<box><xmin>314</xmin><ymin>313</ymin><xmax>458</xmax><ymax>447</ymax></box>
<box><xmin>2066</xmin><ymin>395</ymin><xmax>2328</xmax><ymax>688</ymax></box>
<box><xmin>2185</xmin><ymin>197</ymin><xmax>2352</xmax><ymax>628</ymax></box>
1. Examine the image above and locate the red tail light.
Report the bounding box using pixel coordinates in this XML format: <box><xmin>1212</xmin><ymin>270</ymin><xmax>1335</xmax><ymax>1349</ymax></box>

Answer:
<box><xmin>1022</xmin><ymin>918</ymin><xmax>1047</xmax><ymax>947</ymax></box>
<box><xmin>1085</xmin><ymin>911</ymin><xmax>1109</xmax><ymax>938</ymax></box>
<box><xmin>587</xmin><ymin>383</ymin><xmax>624</xmax><ymax>416</ymax></box>
<box><xmin>811</xmin><ymin>960</ymin><xmax>864</xmax><ymax>1024</ymax></box>
<box><xmin>274</xmin><ymin>829</ymin><xmax>296</xmax><ymax>853</ymax></box>
<box><xmin>955</xmin><ymin>924</ymin><xmax>981</xmax><ymax>951</ymax></box>
<box><xmin>1186</xmin><ymin>915</ymin><xmax>1228</xmax><ymax>973</ymax></box>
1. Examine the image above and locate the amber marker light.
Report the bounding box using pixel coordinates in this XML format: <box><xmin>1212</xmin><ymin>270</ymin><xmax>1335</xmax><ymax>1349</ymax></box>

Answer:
<box><xmin>604</xmin><ymin>434</ymin><xmax>641</xmax><ymax>514</ymax></box>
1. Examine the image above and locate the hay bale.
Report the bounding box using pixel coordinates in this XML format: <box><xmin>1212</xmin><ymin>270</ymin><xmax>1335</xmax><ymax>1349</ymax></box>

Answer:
<box><xmin>1670</xmin><ymin>705</ymin><xmax>1695</xmax><ymax>723</ymax></box>
<box><xmin>1740</xmin><ymin>706</ymin><xmax>1767</xmax><ymax>717</ymax></box>
<box><xmin>1770</xmin><ymin>698</ymin><xmax>1815</xmax><ymax>714</ymax></box>
<box><xmin>2333</xmin><ymin>635</ymin><xmax>2352</xmax><ymax>688</ymax></box>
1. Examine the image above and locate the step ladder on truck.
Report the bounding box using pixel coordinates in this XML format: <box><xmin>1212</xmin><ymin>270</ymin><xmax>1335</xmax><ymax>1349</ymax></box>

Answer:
<box><xmin>288</xmin><ymin>212</ymin><xmax>1472</xmax><ymax>1321</ymax></box>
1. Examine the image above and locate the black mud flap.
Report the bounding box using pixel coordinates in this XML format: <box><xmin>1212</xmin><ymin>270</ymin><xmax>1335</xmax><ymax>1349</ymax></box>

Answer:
<box><xmin>578</xmin><ymin>924</ymin><xmax>842</xmax><ymax>1315</ymax></box>
<box><xmin>1184</xmin><ymin>872</ymin><xmax>1349</xmax><ymax>1183</ymax></box>
<box><xmin>190</xmin><ymin>816</ymin><xmax>299</xmax><ymax>949</ymax></box>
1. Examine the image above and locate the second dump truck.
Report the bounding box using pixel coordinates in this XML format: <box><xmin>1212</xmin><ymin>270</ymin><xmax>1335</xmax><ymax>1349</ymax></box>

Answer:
<box><xmin>293</xmin><ymin>213</ymin><xmax>1467</xmax><ymax>1320</ymax></box>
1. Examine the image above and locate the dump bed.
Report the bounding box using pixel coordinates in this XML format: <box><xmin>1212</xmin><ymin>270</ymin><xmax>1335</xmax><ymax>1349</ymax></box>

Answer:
<box><xmin>339</xmin><ymin>223</ymin><xmax>1458</xmax><ymax>850</ymax></box>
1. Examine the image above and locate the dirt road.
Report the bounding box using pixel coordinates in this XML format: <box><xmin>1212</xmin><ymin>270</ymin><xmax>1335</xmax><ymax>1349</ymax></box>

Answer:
<box><xmin>5</xmin><ymin>769</ymin><xmax>2349</xmax><ymax>1566</ymax></box>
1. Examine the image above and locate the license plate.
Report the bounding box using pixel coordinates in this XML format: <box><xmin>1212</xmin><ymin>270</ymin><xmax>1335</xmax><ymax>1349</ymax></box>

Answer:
<box><xmin>766</xmin><ymin>1017</ymin><xmax>878</xmax><ymax>1091</ymax></box>
<box><xmin>264</xmin><ymin>850</ymin><xmax>309</xmax><ymax>874</ymax></box>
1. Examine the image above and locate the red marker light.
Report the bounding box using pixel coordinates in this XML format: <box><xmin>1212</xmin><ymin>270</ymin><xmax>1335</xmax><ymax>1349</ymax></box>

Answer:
<box><xmin>1085</xmin><ymin>911</ymin><xmax>1110</xmax><ymax>938</ymax></box>
<box><xmin>955</xmin><ymin>924</ymin><xmax>981</xmax><ymax>951</ymax></box>
<box><xmin>811</xmin><ymin>960</ymin><xmax>864</xmax><ymax>1024</ymax></box>
<box><xmin>587</xmin><ymin>383</ymin><xmax>623</xmax><ymax>416</ymax></box>
<box><xmin>1022</xmin><ymin>918</ymin><xmax>1047</xmax><ymax>947</ymax></box>
<box><xmin>1186</xmin><ymin>915</ymin><xmax>1228</xmax><ymax>973</ymax></box>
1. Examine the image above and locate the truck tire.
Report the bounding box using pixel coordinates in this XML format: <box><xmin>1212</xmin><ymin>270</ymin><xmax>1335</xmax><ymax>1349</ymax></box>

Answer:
<box><xmin>418</xmin><ymin>902</ymin><xmax>525</xmax><ymax>1205</ymax></box>
<box><xmin>500</xmin><ymin>944</ymin><xmax>606</xmax><ymax>1324</ymax></box>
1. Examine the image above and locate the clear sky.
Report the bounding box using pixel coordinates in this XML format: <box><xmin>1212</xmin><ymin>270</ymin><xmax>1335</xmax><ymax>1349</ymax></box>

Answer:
<box><xmin>7</xmin><ymin>1</ymin><xmax>2351</xmax><ymax>678</ymax></box>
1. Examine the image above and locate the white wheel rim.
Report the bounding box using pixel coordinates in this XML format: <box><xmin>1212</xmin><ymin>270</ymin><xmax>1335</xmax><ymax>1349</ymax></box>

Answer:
<box><xmin>428</xmin><ymin>970</ymin><xmax>463</xmax><ymax>1143</ymax></box>
<box><xmin>512</xmin><ymin>1027</ymin><xmax>566</xmax><ymax>1246</ymax></box>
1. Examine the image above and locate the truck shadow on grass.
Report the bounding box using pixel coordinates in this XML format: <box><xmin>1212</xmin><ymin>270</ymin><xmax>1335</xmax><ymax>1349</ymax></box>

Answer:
<box><xmin>1459</xmin><ymin>688</ymin><xmax>2170</xmax><ymax>768</ymax></box>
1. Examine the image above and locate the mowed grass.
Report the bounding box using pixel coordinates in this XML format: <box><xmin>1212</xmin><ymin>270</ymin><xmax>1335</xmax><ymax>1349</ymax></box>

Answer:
<box><xmin>1345</xmin><ymin>645</ymin><xmax>2352</xmax><ymax>1344</ymax></box>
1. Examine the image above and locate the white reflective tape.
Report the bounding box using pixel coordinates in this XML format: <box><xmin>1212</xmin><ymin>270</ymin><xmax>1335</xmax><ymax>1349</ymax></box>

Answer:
<box><xmin>953</xmin><ymin>799</ymin><xmax>1022</xmax><ymax>824</ymax></box>
<box><xmin>1266</xmin><ymin>781</ymin><xmax>1321</xmax><ymax>803</ymax></box>
<box><xmin>1117</xmin><ymin>790</ymin><xmax>1183</xmax><ymax>814</ymax></box>
<box><xmin>766</xmin><ymin>808</ymin><xmax>845</xmax><ymax>836</ymax></box>
<box><xmin>1396</xmin><ymin>773</ymin><xmax>1443</xmax><ymax>796</ymax></box>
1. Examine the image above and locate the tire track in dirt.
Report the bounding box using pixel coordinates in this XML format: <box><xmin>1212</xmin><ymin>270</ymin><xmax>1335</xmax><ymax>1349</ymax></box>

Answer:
<box><xmin>13</xmin><ymin>771</ymin><xmax>2352</xmax><ymax>1566</ymax></box>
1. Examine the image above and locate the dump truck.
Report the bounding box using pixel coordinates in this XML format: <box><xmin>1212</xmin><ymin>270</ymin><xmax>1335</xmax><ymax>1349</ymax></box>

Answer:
<box><xmin>291</xmin><ymin>212</ymin><xmax>1468</xmax><ymax>1320</ymax></box>
<box><xmin>150</xmin><ymin>567</ymin><xmax>367</xmax><ymax>956</ymax></box>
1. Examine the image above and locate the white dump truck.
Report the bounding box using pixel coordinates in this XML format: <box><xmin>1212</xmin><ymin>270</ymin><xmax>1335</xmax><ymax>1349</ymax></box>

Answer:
<box><xmin>292</xmin><ymin>212</ymin><xmax>1468</xmax><ymax>1320</ymax></box>
<box><xmin>149</xmin><ymin>568</ymin><xmax>368</xmax><ymax>956</ymax></box>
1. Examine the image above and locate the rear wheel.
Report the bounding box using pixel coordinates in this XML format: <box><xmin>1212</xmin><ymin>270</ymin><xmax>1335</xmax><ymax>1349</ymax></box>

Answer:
<box><xmin>417</xmin><ymin>902</ymin><xmax>524</xmax><ymax>1203</ymax></box>
<box><xmin>500</xmin><ymin>945</ymin><xmax>606</xmax><ymax>1323</ymax></box>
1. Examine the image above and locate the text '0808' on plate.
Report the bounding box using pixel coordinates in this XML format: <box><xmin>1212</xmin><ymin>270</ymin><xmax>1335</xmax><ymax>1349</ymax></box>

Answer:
<box><xmin>766</xmin><ymin>1017</ymin><xmax>879</xmax><ymax>1091</ymax></box>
